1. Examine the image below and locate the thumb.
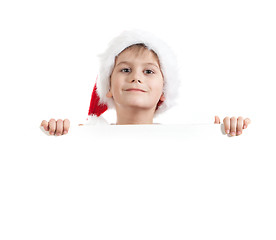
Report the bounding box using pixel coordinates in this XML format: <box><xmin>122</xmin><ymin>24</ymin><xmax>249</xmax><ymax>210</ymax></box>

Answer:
<box><xmin>214</xmin><ymin>115</ymin><xmax>221</xmax><ymax>124</ymax></box>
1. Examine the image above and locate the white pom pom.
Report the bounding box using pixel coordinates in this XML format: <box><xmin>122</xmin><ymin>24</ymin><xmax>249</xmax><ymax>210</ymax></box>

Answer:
<box><xmin>84</xmin><ymin>115</ymin><xmax>109</xmax><ymax>126</ymax></box>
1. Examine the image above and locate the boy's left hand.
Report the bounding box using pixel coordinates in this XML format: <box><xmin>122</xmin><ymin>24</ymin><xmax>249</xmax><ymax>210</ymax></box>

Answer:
<box><xmin>214</xmin><ymin>116</ymin><xmax>251</xmax><ymax>136</ymax></box>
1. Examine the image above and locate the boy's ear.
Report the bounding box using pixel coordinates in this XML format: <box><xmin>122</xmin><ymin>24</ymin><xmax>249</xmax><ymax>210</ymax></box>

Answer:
<box><xmin>106</xmin><ymin>78</ymin><xmax>113</xmax><ymax>98</ymax></box>
<box><xmin>156</xmin><ymin>93</ymin><xmax>165</xmax><ymax>110</ymax></box>
<box><xmin>160</xmin><ymin>92</ymin><xmax>165</xmax><ymax>102</ymax></box>
<box><xmin>106</xmin><ymin>90</ymin><xmax>113</xmax><ymax>98</ymax></box>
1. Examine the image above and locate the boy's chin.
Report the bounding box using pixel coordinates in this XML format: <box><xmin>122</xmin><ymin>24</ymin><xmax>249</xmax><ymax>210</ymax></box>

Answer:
<box><xmin>123</xmin><ymin>103</ymin><xmax>157</xmax><ymax>112</ymax></box>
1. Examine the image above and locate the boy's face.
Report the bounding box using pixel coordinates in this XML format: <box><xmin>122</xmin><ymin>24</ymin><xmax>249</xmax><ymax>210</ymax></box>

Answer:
<box><xmin>106</xmin><ymin>47</ymin><xmax>165</xmax><ymax>112</ymax></box>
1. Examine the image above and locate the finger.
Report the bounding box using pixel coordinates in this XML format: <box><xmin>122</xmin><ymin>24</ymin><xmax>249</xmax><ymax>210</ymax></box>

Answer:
<box><xmin>41</xmin><ymin>120</ymin><xmax>49</xmax><ymax>131</ymax></box>
<box><xmin>236</xmin><ymin>116</ymin><xmax>243</xmax><ymax>135</ymax></box>
<box><xmin>63</xmin><ymin>119</ymin><xmax>70</xmax><ymax>134</ymax></box>
<box><xmin>48</xmin><ymin>119</ymin><xmax>56</xmax><ymax>135</ymax></box>
<box><xmin>214</xmin><ymin>116</ymin><xmax>220</xmax><ymax>124</ymax></box>
<box><xmin>230</xmin><ymin>117</ymin><xmax>237</xmax><ymax>136</ymax></box>
<box><xmin>56</xmin><ymin>119</ymin><xmax>64</xmax><ymax>136</ymax></box>
<box><xmin>243</xmin><ymin>118</ymin><xmax>251</xmax><ymax>129</ymax></box>
<box><xmin>223</xmin><ymin>117</ymin><xmax>230</xmax><ymax>134</ymax></box>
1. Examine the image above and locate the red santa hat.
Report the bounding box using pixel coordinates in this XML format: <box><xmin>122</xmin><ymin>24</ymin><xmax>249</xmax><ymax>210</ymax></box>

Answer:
<box><xmin>87</xmin><ymin>29</ymin><xmax>181</xmax><ymax>123</ymax></box>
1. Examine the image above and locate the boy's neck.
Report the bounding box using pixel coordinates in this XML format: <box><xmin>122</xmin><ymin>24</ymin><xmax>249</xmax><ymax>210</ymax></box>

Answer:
<box><xmin>115</xmin><ymin>106</ymin><xmax>155</xmax><ymax>125</ymax></box>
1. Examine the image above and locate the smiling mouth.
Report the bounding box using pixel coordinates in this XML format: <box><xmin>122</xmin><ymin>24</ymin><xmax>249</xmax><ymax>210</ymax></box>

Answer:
<box><xmin>125</xmin><ymin>88</ymin><xmax>146</xmax><ymax>92</ymax></box>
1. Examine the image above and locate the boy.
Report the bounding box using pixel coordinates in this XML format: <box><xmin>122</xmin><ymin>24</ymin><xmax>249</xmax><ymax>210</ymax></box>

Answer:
<box><xmin>41</xmin><ymin>29</ymin><xmax>251</xmax><ymax>136</ymax></box>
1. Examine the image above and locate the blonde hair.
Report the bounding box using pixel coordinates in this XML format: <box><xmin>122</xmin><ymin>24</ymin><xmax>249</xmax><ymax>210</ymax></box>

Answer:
<box><xmin>115</xmin><ymin>43</ymin><xmax>161</xmax><ymax>67</ymax></box>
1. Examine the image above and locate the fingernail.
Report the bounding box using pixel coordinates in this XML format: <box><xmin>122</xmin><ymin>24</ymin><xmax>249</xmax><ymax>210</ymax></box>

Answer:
<box><xmin>50</xmin><ymin>132</ymin><xmax>54</xmax><ymax>135</ymax></box>
<box><xmin>226</xmin><ymin>130</ymin><xmax>230</xmax><ymax>134</ymax></box>
<box><xmin>56</xmin><ymin>133</ymin><xmax>61</xmax><ymax>136</ymax></box>
<box><xmin>64</xmin><ymin>131</ymin><xmax>68</xmax><ymax>134</ymax></box>
<box><xmin>231</xmin><ymin>132</ymin><xmax>236</xmax><ymax>136</ymax></box>
<box><xmin>237</xmin><ymin>131</ymin><xmax>241</xmax><ymax>135</ymax></box>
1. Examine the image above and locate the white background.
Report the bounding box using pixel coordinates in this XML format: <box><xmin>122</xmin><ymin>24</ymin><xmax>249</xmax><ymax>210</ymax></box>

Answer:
<box><xmin>1</xmin><ymin>0</ymin><xmax>276</xmax><ymax>239</ymax></box>
<box><xmin>1</xmin><ymin>0</ymin><xmax>275</xmax><ymax>125</ymax></box>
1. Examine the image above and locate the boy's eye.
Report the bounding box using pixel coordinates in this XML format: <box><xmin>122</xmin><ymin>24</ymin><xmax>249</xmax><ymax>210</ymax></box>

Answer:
<box><xmin>145</xmin><ymin>70</ymin><xmax>154</xmax><ymax>74</ymax></box>
<box><xmin>120</xmin><ymin>68</ymin><xmax>154</xmax><ymax>74</ymax></box>
<box><xmin>121</xmin><ymin>68</ymin><xmax>131</xmax><ymax>73</ymax></box>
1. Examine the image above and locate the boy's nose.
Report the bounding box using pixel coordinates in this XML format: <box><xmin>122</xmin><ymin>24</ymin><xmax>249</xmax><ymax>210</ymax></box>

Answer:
<box><xmin>131</xmin><ymin>79</ymin><xmax>142</xmax><ymax>83</ymax></box>
<box><xmin>129</xmin><ymin>69</ymin><xmax>143</xmax><ymax>83</ymax></box>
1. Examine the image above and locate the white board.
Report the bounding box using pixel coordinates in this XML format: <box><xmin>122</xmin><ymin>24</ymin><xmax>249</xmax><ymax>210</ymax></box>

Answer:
<box><xmin>1</xmin><ymin>123</ymin><xmax>275</xmax><ymax>240</ymax></box>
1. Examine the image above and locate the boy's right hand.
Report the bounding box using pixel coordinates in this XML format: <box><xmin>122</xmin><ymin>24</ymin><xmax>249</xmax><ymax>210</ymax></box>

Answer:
<box><xmin>41</xmin><ymin>119</ymin><xmax>70</xmax><ymax>136</ymax></box>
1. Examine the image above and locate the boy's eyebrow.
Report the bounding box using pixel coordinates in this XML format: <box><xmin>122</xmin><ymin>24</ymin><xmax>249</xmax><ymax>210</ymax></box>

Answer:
<box><xmin>116</xmin><ymin>61</ymin><xmax>159</xmax><ymax>69</ymax></box>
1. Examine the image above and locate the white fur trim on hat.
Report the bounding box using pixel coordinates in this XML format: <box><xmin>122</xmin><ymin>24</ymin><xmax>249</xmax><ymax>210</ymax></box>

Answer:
<box><xmin>96</xmin><ymin>29</ymin><xmax>181</xmax><ymax>116</ymax></box>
